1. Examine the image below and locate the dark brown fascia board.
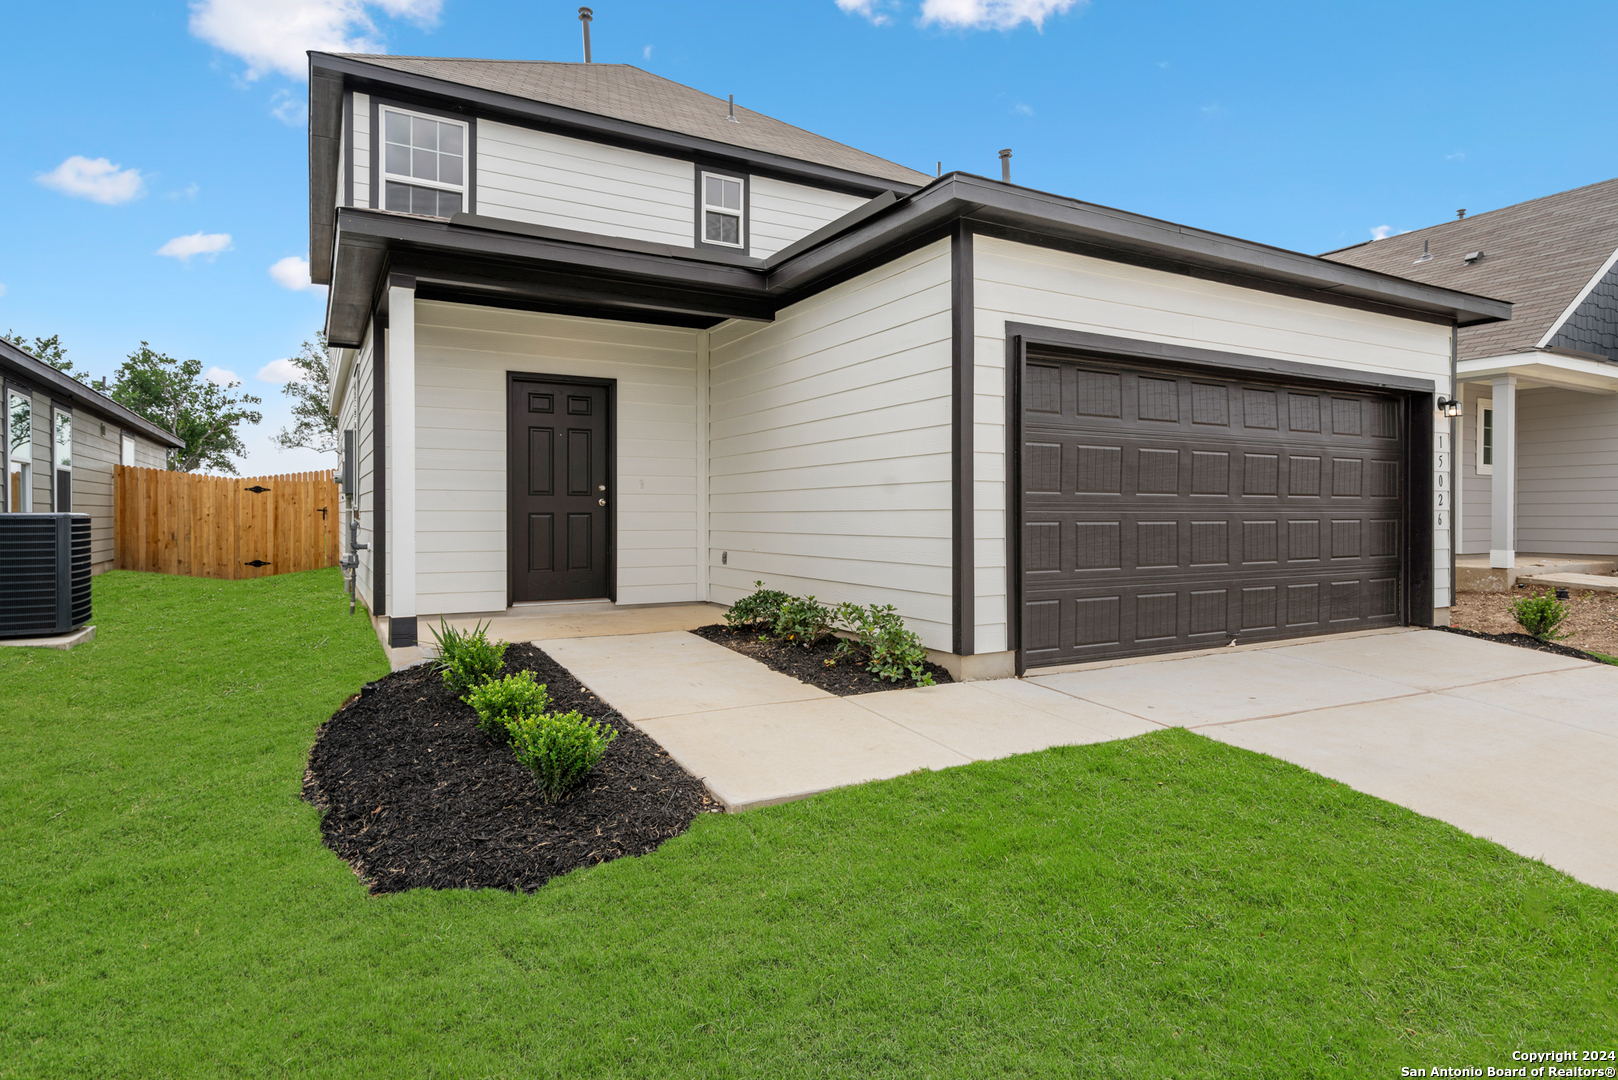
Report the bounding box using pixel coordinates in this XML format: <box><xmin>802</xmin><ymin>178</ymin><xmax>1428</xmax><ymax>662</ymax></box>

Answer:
<box><xmin>309</xmin><ymin>65</ymin><xmax>346</xmax><ymax>284</ymax></box>
<box><xmin>324</xmin><ymin>208</ymin><xmax>774</xmax><ymax>345</ymax></box>
<box><xmin>767</xmin><ymin>175</ymin><xmax>1514</xmax><ymax>327</ymax></box>
<box><xmin>0</xmin><ymin>339</ymin><xmax>184</xmax><ymax>449</ymax></box>
<box><xmin>305</xmin><ymin>52</ymin><xmax>923</xmax><ymax>283</ymax></box>
<box><xmin>323</xmin><ymin>173</ymin><xmax>1515</xmax><ymax>346</ymax></box>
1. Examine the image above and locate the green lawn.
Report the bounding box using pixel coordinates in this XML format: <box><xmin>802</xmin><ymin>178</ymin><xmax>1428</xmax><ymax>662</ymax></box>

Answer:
<box><xmin>3</xmin><ymin>569</ymin><xmax>1614</xmax><ymax>1078</ymax></box>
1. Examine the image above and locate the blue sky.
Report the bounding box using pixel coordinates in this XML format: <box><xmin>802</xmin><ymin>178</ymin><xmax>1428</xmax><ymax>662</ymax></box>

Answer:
<box><xmin>3</xmin><ymin>0</ymin><xmax>1615</xmax><ymax>474</ymax></box>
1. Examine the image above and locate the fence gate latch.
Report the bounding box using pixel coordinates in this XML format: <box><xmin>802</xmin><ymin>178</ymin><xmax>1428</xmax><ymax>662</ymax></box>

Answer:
<box><xmin>317</xmin><ymin>506</ymin><xmax>328</xmax><ymax>520</ymax></box>
<box><xmin>244</xmin><ymin>485</ymin><xmax>270</xmax><ymax>494</ymax></box>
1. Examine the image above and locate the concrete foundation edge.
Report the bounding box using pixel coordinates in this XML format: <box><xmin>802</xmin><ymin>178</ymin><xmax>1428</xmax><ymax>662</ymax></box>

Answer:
<box><xmin>0</xmin><ymin>625</ymin><xmax>96</xmax><ymax>651</ymax></box>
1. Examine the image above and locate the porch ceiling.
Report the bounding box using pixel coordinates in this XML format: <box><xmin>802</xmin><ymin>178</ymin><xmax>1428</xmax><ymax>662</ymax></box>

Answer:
<box><xmin>1457</xmin><ymin>350</ymin><xmax>1618</xmax><ymax>395</ymax></box>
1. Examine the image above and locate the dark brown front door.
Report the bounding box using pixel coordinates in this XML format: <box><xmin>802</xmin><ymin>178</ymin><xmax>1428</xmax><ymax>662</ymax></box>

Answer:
<box><xmin>1020</xmin><ymin>353</ymin><xmax>1408</xmax><ymax>667</ymax></box>
<box><xmin>509</xmin><ymin>377</ymin><xmax>612</xmax><ymax>602</ymax></box>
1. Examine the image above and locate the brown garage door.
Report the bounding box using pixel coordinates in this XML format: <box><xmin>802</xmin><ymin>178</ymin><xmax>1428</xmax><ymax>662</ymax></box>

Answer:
<box><xmin>1020</xmin><ymin>353</ymin><xmax>1408</xmax><ymax>667</ymax></box>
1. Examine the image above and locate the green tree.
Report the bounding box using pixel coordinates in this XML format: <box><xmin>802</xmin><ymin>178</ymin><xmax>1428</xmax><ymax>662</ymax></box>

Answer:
<box><xmin>271</xmin><ymin>333</ymin><xmax>337</xmax><ymax>457</ymax></box>
<box><xmin>109</xmin><ymin>343</ymin><xmax>263</xmax><ymax>474</ymax></box>
<box><xmin>3</xmin><ymin>330</ymin><xmax>73</xmax><ymax>374</ymax></box>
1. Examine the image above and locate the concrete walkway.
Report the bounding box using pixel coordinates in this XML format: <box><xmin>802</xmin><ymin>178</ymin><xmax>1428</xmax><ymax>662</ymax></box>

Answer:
<box><xmin>538</xmin><ymin>625</ymin><xmax>1618</xmax><ymax>893</ymax></box>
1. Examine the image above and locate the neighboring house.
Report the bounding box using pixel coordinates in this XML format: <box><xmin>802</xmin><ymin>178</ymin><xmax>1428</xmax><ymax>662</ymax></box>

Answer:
<box><xmin>1</xmin><ymin>336</ymin><xmax>181</xmax><ymax>574</ymax></box>
<box><xmin>1323</xmin><ymin>179</ymin><xmax>1618</xmax><ymax>581</ymax></box>
<box><xmin>311</xmin><ymin>54</ymin><xmax>1508</xmax><ymax>676</ymax></box>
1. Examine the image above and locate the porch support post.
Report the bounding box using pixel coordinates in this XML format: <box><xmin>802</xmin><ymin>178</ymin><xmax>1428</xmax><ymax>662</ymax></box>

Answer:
<box><xmin>694</xmin><ymin>329</ymin><xmax>710</xmax><ymax>605</ymax></box>
<box><xmin>1489</xmin><ymin>374</ymin><xmax>1516</xmax><ymax>569</ymax></box>
<box><xmin>388</xmin><ymin>275</ymin><xmax>418</xmax><ymax>646</ymax></box>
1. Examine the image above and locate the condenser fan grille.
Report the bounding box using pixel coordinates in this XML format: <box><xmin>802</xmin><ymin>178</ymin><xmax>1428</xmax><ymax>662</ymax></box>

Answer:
<box><xmin>0</xmin><ymin>514</ymin><xmax>94</xmax><ymax>638</ymax></box>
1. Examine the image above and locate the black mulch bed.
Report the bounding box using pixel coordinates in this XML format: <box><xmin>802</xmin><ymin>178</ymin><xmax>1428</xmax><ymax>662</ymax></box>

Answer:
<box><xmin>690</xmin><ymin>623</ymin><xmax>953</xmax><ymax>695</ymax></box>
<box><xmin>304</xmin><ymin>643</ymin><xmax>719</xmax><ymax>895</ymax></box>
<box><xmin>1434</xmin><ymin>624</ymin><xmax>1602</xmax><ymax>662</ymax></box>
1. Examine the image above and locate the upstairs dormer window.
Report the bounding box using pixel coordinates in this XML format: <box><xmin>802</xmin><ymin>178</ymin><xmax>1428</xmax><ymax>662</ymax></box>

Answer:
<box><xmin>382</xmin><ymin>106</ymin><xmax>466</xmax><ymax>218</ymax></box>
<box><xmin>701</xmin><ymin>171</ymin><xmax>745</xmax><ymax>248</ymax></box>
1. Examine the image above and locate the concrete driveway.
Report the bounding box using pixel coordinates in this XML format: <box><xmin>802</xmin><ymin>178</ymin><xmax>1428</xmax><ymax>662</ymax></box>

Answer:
<box><xmin>536</xmin><ymin>625</ymin><xmax>1617</xmax><ymax>893</ymax></box>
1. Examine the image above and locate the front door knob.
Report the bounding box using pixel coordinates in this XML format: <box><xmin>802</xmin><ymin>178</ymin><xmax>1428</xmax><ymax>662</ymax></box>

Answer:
<box><xmin>598</xmin><ymin>498</ymin><xmax>607</xmax><ymax>506</ymax></box>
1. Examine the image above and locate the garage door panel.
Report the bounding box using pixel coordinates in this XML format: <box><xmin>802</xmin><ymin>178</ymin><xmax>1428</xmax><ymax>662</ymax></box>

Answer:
<box><xmin>1021</xmin><ymin>353</ymin><xmax>1408</xmax><ymax>666</ymax></box>
<box><xmin>1024</xmin><ymin>437</ymin><xmax>1403</xmax><ymax>504</ymax></box>
<box><xmin>1024</xmin><ymin>570</ymin><xmax>1402</xmax><ymax>662</ymax></box>
<box><xmin>1023</xmin><ymin>511</ymin><xmax>1399</xmax><ymax>581</ymax></box>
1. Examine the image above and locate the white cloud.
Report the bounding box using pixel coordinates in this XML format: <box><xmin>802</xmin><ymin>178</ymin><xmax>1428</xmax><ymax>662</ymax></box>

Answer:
<box><xmin>642</xmin><ymin>44</ymin><xmax>653</xmax><ymax>59</ymax></box>
<box><xmin>206</xmin><ymin>366</ymin><xmax>243</xmax><ymax>386</ymax></box>
<box><xmin>919</xmin><ymin>0</ymin><xmax>1082</xmax><ymax>30</ymax></box>
<box><xmin>169</xmin><ymin>182</ymin><xmax>201</xmax><ymax>201</ymax></box>
<box><xmin>837</xmin><ymin>0</ymin><xmax>896</xmax><ymax>24</ymax></box>
<box><xmin>157</xmin><ymin>232</ymin><xmax>234</xmax><ymax>262</ymax></box>
<box><xmin>1012</xmin><ymin>102</ymin><xmax>1034</xmax><ymax>116</ymax></box>
<box><xmin>0</xmin><ymin>284</ymin><xmax>7</xmax><ymax>298</ymax></box>
<box><xmin>188</xmin><ymin>0</ymin><xmax>443</xmax><ymax>81</ymax></box>
<box><xmin>1446</xmin><ymin>150</ymin><xmax>1467</xmax><ymax>162</ymax></box>
<box><xmin>271</xmin><ymin>89</ymin><xmax>308</xmax><ymax>125</ymax></box>
<box><xmin>268</xmin><ymin>255</ymin><xmax>327</xmax><ymax>294</ymax></box>
<box><xmin>37</xmin><ymin>156</ymin><xmax>146</xmax><ymax>204</ymax></box>
<box><xmin>1370</xmin><ymin>225</ymin><xmax>1395</xmax><ymax>241</ymax></box>
<box><xmin>257</xmin><ymin>358</ymin><xmax>309</xmax><ymax>383</ymax></box>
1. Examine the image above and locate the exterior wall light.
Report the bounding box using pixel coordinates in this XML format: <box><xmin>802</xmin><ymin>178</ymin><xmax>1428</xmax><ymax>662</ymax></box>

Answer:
<box><xmin>1436</xmin><ymin>397</ymin><xmax>1463</xmax><ymax>418</ymax></box>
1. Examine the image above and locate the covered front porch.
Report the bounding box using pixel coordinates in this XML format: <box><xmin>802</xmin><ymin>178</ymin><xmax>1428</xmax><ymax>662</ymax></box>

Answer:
<box><xmin>1455</xmin><ymin>350</ymin><xmax>1618</xmax><ymax>591</ymax></box>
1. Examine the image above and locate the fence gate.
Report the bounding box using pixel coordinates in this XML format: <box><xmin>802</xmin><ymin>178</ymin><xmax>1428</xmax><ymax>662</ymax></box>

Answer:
<box><xmin>114</xmin><ymin>467</ymin><xmax>339</xmax><ymax>579</ymax></box>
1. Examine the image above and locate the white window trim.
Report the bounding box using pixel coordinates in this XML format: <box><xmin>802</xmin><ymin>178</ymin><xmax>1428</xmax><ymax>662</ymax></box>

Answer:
<box><xmin>1476</xmin><ymin>396</ymin><xmax>1493</xmax><ymax>476</ymax></box>
<box><xmin>699</xmin><ymin>170</ymin><xmax>745</xmax><ymax>249</ymax></box>
<box><xmin>53</xmin><ymin>407</ymin><xmax>72</xmax><ymax>513</ymax></box>
<box><xmin>379</xmin><ymin>106</ymin><xmax>469</xmax><ymax>198</ymax></box>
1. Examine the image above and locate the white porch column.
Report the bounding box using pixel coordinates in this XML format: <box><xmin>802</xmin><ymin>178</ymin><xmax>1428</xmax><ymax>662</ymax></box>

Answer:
<box><xmin>388</xmin><ymin>278</ymin><xmax>417</xmax><ymax>642</ymax></box>
<box><xmin>694</xmin><ymin>329</ymin><xmax>710</xmax><ymax>604</ymax></box>
<box><xmin>1489</xmin><ymin>374</ymin><xmax>1516</xmax><ymax>569</ymax></box>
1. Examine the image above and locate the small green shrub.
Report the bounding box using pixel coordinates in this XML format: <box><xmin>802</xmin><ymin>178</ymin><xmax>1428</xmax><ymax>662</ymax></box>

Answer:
<box><xmin>774</xmin><ymin>594</ymin><xmax>835</xmax><ymax>647</ymax></box>
<box><xmin>430</xmin><ymin>619</ymin><xmax>509</xmax><ymax>700</ymax></box>
<box><xmin>1510</xmin><ymin>593</ymin><xmax>1570</xmax><ymax>641</ymax></box>
<box><xmin>724</xmin><ymin>581</ymin><xmax>791</xmax><ymax>629</ymax></box>
<box><xmin>508</xmin><ymin>710</ymin><xmax>618</xmax><ymax>803</ymax></box>
<box><xmin>465</xmin><ymin>670</ymin><xmax>550</xmax><ymax>741</ymax></box>
<box><xmin>835</xmin><ymin>602</ymin><xmax>935</xmax><ymax>686</ymax></box>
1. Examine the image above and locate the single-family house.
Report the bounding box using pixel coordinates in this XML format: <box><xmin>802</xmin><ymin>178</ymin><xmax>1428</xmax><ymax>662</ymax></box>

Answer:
<box><xmin>1323</xmin><ymin>179</ymin><xmax>1618</xmax><ymax>589</ymax></box>
<box><xmin>311</xmin><ymin>54</ymin><xmax>1510</xmax><ymax>676</ymax></box>
<box><xmin>1</xmin><ymin>336</ymin><xmax>181</xmax><ymax>574</ymax></box>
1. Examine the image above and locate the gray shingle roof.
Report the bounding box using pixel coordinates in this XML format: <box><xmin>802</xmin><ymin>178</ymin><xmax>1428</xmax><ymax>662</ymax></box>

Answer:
<box><xmin>1320</xmin><ymin>178</ymin><xmax>1618</xmax><ymax>361</ymax></box>
<box><xmin>337</xmin><ymin>56</ymin><xmax>931</xmax><ymax>188</ymax></box>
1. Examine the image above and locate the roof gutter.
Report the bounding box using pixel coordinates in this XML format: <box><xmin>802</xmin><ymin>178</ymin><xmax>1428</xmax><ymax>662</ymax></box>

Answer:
<box><xmin>0</xmin><ymin>339</ymin><xmax>185</xmax><ymax>449</ymax></box>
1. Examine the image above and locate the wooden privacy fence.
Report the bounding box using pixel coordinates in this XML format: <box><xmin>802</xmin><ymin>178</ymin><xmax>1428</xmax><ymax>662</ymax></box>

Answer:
<box><xmin>114</xmin><ymin>466</ymin><xmax>340</xmax><ymax>579</ymax></box>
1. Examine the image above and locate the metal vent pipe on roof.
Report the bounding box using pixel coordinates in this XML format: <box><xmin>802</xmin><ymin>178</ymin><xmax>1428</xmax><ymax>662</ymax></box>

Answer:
<box><xmin>728</xmin><ymin>94</ymin><xmax>738</xmax><ymax>122</ymax></box>
<box><xmin>999</xmin><ymin>148</ymin><xmax>1012</xmax><ymax>182</ymax></box>
<box><xmin>579</xmin><ymin>7</ymin><xmax>593</xmax><ymax>63</ymax></box>
<box><xmin>1457</xmin><ymin>208</ymin><xmax>1467</xmax><ymax>219</ymax></box>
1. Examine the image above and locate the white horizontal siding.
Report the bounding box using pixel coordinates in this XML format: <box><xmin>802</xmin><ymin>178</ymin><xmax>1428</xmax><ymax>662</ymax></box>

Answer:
<box><xmin>352</xmin><ymin>92</ymin><xmax>370</xmax><ymax>208</ymax></box>
<box><xmin>974</xmin><ymin>235</ymin><xmax>1458</xmax><ymax>647</ymax></box>
<box><xmin>708</xmin><ymin>239</ymin><xmax>954</xmax><ymax>651</ymax></box>
<box><xmin>412</xmin><ymin>300</ymin><xmax>700</xmax><ymax>616</ymax></box>
<box><xmin>747</xmin><ymin>177</ymin><xmax>868</xmax><ymax>260</ymax></box>
<box><xmin>475</xmin><ymin>119</ymin><xmax>693</xmax><ymax>247</ymax></box>
<box><xmin>352</xmin><ymin>328</ymin><xmax>376</xmax><ymax>612</ymax></box>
